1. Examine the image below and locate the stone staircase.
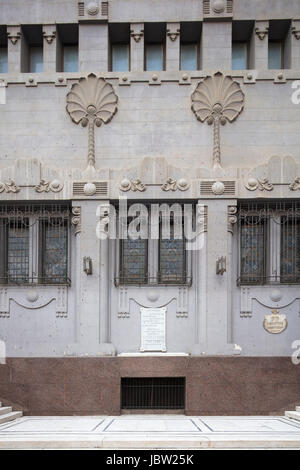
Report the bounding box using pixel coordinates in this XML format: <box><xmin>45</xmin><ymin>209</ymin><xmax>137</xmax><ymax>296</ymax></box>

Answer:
<box><xmin>0</xmin><ymin>402</ymin><xmax>22</xmax><ymax>425</ymax></box>
<box><xmin>285</xmin><ymin>406</ymin><xmax>300</xmax><ymax>422</ymax></box>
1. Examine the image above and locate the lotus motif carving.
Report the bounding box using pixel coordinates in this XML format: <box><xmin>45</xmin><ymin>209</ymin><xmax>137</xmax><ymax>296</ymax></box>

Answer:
<box><xmin>191</xmin><ymin>72</ymin><xmax>244</xmax><ymax>168</ymax></box>
<box><xmin>66</xmin><ymin>74</ymin><xmax>118</xmax><ymax>168</ymax></box>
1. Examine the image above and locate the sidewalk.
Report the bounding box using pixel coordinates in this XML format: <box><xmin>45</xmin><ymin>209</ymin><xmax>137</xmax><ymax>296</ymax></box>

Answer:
<box><xmin>0</xmin><ymin>415</ymin><xmax>300</xmax><ymax>449</ymax></box>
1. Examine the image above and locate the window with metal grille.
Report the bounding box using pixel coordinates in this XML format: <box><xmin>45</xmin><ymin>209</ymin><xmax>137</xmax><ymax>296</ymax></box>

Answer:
<box><xmin>116</xmin><ymin>203</ymin><xmax>192</xmax><ymax>286</ymax></box>
<box><xmin>159</xmin><ymin>220</ymin><xmax>186</xmax><ymax>284</ymax></box>
<box><xmin>0</xmin><ymin>203</ymin><xmax>71</xmax><ymax>285</ymax></box>
<box><xmin>121</xmin><ymin>377</ymin><xmax>185</xmax><ymax>410</ymax></box>
<box><xmin>238</xmin><ymin>200</ymin><xmax>300</xmax><ymax>285</ymax></box>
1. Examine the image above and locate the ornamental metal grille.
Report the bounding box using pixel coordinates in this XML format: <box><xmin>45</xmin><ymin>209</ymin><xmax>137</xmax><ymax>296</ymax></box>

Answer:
<box><xmin>121</xmin><ymin>377</ymin><xmax>185</xmax><ymax>410</ymax></box>
<box><xmin>117</xmin><ymin>203</ymin><xmax>192</xmax><ymax>286</ymax></box>
<box><xmin>0</xmin><ymin>203</ymin><xmax>71</xmax><ymax>285</ymax></box>
<box><xmin>238</xmin><ymin>200</ymin><xmax>300</xmax><ymax>285</ymax></box>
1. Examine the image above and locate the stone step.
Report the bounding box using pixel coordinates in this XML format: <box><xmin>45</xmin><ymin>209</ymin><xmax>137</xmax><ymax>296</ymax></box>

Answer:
<box><xmin>0</xmin><ymin>411</ymin><xmax>23</xmax><ymax>425</ymax></box>
<box><xmin>0</xmin><ymin>407</ymin><xmax>12</xmax><ymax>416</ymax></box>
<box><xmin>285</xmin><ymin>411</ymin><xmax>300</xmax><ymax>422</ymax></box>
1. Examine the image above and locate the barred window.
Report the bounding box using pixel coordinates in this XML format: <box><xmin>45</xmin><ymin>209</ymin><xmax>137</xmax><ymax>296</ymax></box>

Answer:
<box><xmin>238</xmin><ymin>201</ymin><xmax>300</xmax><ymax>285</ymax></box>
<box><xmin>117</xmin><ymin>203</ymin><xmax>191</xmax><ymax>286</ymax></box>
<box><xmin>0</xmin><ymin>204</ymin><xmax>71</xmax><ymax>285</ymax></box>
<box><xmin>159</xmin><ymin>221</ymin><xmax>186</xmax><ymax>284</ymax></box>
<box><xmin>119</xmin><ymin>238</ymin><xmax>148</xmax><ymax>285</ymax></box>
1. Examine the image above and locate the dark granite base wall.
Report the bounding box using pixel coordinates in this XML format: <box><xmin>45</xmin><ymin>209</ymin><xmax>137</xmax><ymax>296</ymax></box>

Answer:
<box><xmin>0</xmin><ymin>357</ymin><xmax>299</xmax><ymax>415</ymax></box>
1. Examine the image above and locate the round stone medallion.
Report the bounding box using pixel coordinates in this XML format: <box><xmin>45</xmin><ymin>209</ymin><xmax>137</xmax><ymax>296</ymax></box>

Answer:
<box><xmin>83</xmin><ymin>182</ymin><xmax>97</xmax><ymax>196</ymax></box>
<box><xmin>87</xmin><ymin>2</ymin><xmax>99</xmax><ymax>15</ymax></box>
<box><xmin>147</xmin><ymin>290</ymin><xmax>159</xmax><ymax>302</ymax></box>
<box><xmin>211</xmin><ymin>181</ymin><xmax>225</xmax><ymax>195</ymax></box>
<box><xmin>26</xmin><ymin>290</ymin><xmax>39</xmax><ymax>303</ymax></box>
<box><xmin>270</xmin><ymin>289</ymin><xmax>282</xmax><ymax>303</ymax></box>
<box><xmin>212</xmin><ymin>0</ymin><xmax>225</xmax><ymax>13</ymax></box>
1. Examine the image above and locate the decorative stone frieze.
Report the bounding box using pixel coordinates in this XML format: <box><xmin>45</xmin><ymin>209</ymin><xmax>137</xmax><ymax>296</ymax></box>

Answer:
<box><xmin>255</xmin><ymin>26</ymin><xmax>269</xmax><ymax>40</ymax></box>
<box><xmin>35</xmin><ymin>179</ymin><xmax>63</xmax><ymax>193</ymax></box>
<box><xmin>66</xmin><ymin>74</ymin><xmax>118</xmax><ymax>169</ymax></box>
<box><xmin>289</xmin><ymin>177</ymin><xmax>300</xmax><ymax>191</ymax></box>
<box><xmin>245</xmin><ymin>177</ymin><xmax>273</xmax><ymax>192</ymax></box>
<box><xmin>0</xmin><ymin>179</ymin><xmax>20</xmax><ymax>193</ymax></box>
<box><xmin>71</xmin><ymin>207</ymin><xmax>81</xmax><ymax>234</ymax></box>
<box><xmin>191</xmin><ymin>72</ymin><xmax>244</xmax><ymax>168</ymax></box>
<box><xmin>119</xmin><ymin>178</ymin><xmax>146</xmax><ymax>192</ymax></box>
<box><xmin>292</xmin><ymin>27</ymin><xmax>300</xmax><ymax>40</ymax></box>
<box><xmin>7</xmin><ymin>26</ymin><xmax>21</xmax><ymax>45</ymax></box>
<box><xmin>161</xmin><ymin>177</ymin><xmax>189</xmax><ymax>191</ymax></box>
<box><xmin>227</xmin><ymin>206</ymin><xmax>237</xmax><ymax>233</ymax></box>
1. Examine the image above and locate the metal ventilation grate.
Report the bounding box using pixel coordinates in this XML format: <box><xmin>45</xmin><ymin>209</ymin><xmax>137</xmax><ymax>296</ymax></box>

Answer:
<box><xmin>121</xmin><ymin>377</ymin><xmax>185</xmax><ymax>410</ymax></box>
<box><xmin>73</xmin><ymin>182</ymin><xmax>108</xmax><ymax>197</ymax></box>
<box><xmin>101</xmin><ymin>1</ymin><xmax>108</xmax><ymax>15</ymax></box>
<box><xmin>203</xmin><ymin>0</ymin><xmax>210</xmax><ymax>14</ymax></box>
<box><xmin>78</xmin><ymin>2</ymin><xmax>85</xmax><ymax>16</ymax></box>
<box><xmin>200</xmin><ymin>181</ymin><xmax>236</xmax><ymax>196</ymax></box>
<box><xmin>227</xmin><ymin>0</ymin><xmax>233</xmax><ymax>13</ymax></box>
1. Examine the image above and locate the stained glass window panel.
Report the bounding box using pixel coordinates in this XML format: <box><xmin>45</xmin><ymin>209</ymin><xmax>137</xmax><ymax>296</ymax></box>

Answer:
<box><xmin>280</xmin><ymin>220</ymin><xmax>300</xmax><ymax>282</ymax></box>
<box><xmin>7</xmin><ymin>220</ymin><xmax>29</xmax><ymax>282</ymax></box>
<box><xmin>42</xmin><ymin>220</ymin><xmax>68</xmax><ymax>283</ymax></box>
<box><xmin>159</xmin><ymin>224</ymin><xmax>186</xmax><ymax>284</ymax></box>
<box><xmin>120</xmin><ymin>238</ymin><xmax>148</xmax><ymax>284</ymax></box>
<box><xmin>240</xmin><ymin>221</ymin><xmax>265</xmax><ymax>284</ymax></box>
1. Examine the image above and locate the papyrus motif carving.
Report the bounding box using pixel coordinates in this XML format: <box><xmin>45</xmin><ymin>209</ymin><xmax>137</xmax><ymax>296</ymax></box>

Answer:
<box><xmin>66</xmin><ymin>74</ymin><xmax>118</xmax><ymax>169</ymax></box>
<box><xmin>191</xmin><ymin>72</ymin><xmax>244</xmax><ymax>168</ymax></box>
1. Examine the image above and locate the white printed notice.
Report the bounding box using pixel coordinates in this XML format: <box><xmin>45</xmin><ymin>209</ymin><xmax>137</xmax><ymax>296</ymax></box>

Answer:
<box><xmin>140</xmin><ymin>307</ymin><xmax>166</xmax><ymax>352</ymax></box>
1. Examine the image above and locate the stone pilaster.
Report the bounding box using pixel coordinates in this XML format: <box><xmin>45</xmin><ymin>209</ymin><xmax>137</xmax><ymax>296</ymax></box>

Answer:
<box><xmin>291</xmin><ymin>20</ymin><xmax>300</xmax><ymax>68</ymax></box>
<box><xmin>7</xmin><ymin>25</ymin><xmax>23</xmax><ymax>73</ymax></box>
<box><xmin>42</xmin><ymin>24</ymin><xmax>57</xmax><ymax>72</ymax></box>
<box><xmin>254</xmin><ymin>20</ymin><xmax>269</xmax><ymax>69</ymax></box>
<box><xmin>166</xmin><ymin>22</ymin><xmax>180</xmax><ymax>71</ymax></box>
<box><xmin>130</xmin><ymin>23</ymin><xmax>144</xmax><ymax>72</ymax></box>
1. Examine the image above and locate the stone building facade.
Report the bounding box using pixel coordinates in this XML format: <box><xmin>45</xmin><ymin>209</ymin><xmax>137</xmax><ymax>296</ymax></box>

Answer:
<box><xmin>0</xmin><ymin>0</ymin><xmax>300</xmax><ymax>415</ymax></box>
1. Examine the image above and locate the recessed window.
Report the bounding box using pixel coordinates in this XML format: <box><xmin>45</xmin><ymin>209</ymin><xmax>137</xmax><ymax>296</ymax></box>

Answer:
<box><xmin>144</xmin><ymin>23</ymin><xmax>166</xmax><ymax>71</ymax></box>
<box><xmin>145</xmin><ymin>44</ymin><xmax>164</xmax><ymax>71</ymax></box>
<box><xmin>180</xmin><ymin>43</ymin><xmax>198</xmax><ymax>70</ymax></box>
<box><xmin>0</xmin><ymin>26</ymin><xmax>7</xmax><ymax>73</ymax></box>
<box><xmin>0</xmin><ymin>47</ymin><xmax>7</xmax><ymax>73</ymax></box>
<box><xmin>268</xmin><ymin>19</ymin><xmax>291</xmax><ymax>70</ymax></box>
<box><xmin>111</xmin><ymin>44</ymin><xmax>129</xmax><ymax>72</ymax></box>
<box><xmin>268</xmin><ymin>41</ymin><xmax>282</xmax><ymax>69</ymax></box>
<box><xmin>29</xmin><ymin>46</ymin><xmax>43</xmax><ymax>73</ymax></box>
<box><xmin>109</xmin><ymin>23</ymin><xmax>130</xmax><ymax>72</ymax></box>
<box><xmin>57</xmin><ymin>24</ymin><xmax>78</xmax><ymax>72</ymax></box>
<box><xmin>232</xmin><ymin>42</ymin><xmax>248</xmax><ymax>70</ymax></box>
<box><xmin>22</xmin><ymin>25</ymin><xmax>43</xmax><ymax>73</ymax></box>
<box><xmin>0</xmin><ymin>204</ymin><xmax>71</xmax><ymax>285</ymax></box>
<box><xmin>238</xmin><ymin>201</ymin><xmax>300</xmax><ymax>285</ymax></box>
<box><xmin>180</xmin><ymin>22</ymin><xmax>201</xmax><ymax>71</ymax></box>
<box><xmin>232</xmin><ymin>20</ymin><xmax>254</xmax><ymax>70</ymax></box>
<box><xmin>63</xmin><ymin>45</ymin><xmax>78</xmax><ymax>72</ymax></box>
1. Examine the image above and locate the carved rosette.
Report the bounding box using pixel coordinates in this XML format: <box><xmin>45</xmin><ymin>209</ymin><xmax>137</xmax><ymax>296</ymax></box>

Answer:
<box><xmin>71</xmin><ymin>207</ymin><xmax>81</xmax><ymax>235</ymax></box>
<box><xmin>289</xmin><ymin>177</ymin><xmax>300</xmax><ymax>191</ymax></box>
<box><xmin>191</xmin><ymin>72</ymin><xmax>244</xmax><ymax>168</ymax></box>
<box><xmin>66</xmin><ymin>74</ymin><xmax>118</xmax><ymax>169</ymax></box>
<box><xmin>119</xmin><ymin>178</ymin><xmax>146</xmax><ymax>192</ymax></box>
<box><xmin>161</xmin><ymin>178</ymin><xmax>190</xmax><ymax>191</ymax></box>
<box><xmin>0</xmin><ymin>179</ymin><xmax>20</xmax><ymax>193</ymax></box>
<box><xmin>35</xmin><ymin>179</ymin><xmax>63</xmax><ymax>193</ymax></box>
<box><xmin>227</xmin><ymin>206</ymin><xmax>238</xmax><ymax>233</ymax></box>
<box><xmin>245</xmin><ymin>177</ymin><xmax>273</xmax><ymax>192</ymax></box>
